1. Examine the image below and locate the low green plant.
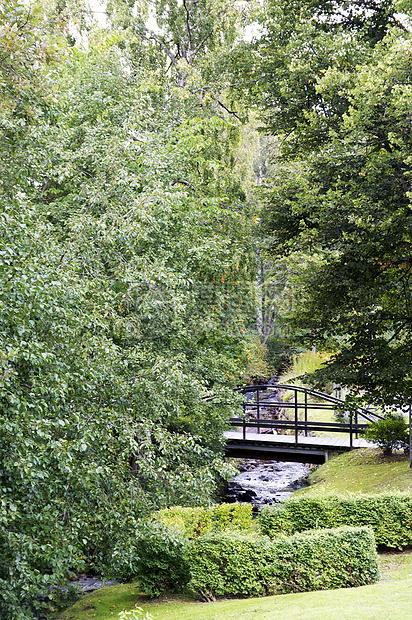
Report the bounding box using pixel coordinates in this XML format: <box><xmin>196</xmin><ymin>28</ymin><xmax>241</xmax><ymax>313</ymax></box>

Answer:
<box><xmin>154</xmin><ymin>506</ymin><xmax>210</xmax><ymax>539</ymax></box>
<box><xmin>209</xmin><ymin>503</ymin><xmax>253</xmax><ymax>532</ymax></box>
<box><xmin>364</xmin><ymin>413</ymin><xmax>409</xmax><ymax>455</ymax></box>
<box><xmin>186</xmin><ymin>527</ymin><xmax>379</xmax><ymax>600</ymax></box>
<box><xmin>153</xmin><ymin>503</ymin><xmax>253</xmax><ymax>539</ymax></box>
<box><xmin>258</xmin><ymin>494</ymin><xmax>412</xmax><ymax>550</ymax></box>
<box><xmin>134</xmin><ymin>521</ymin><xmax>189</xmax><ymax>597</ymax></box>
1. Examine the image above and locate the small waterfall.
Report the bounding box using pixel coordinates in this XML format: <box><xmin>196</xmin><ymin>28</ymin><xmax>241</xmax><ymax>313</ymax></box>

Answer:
<box><xmin>224</xmin><ymin>459</ymin><xmax>310</xmax><ymax>510</ymax></box>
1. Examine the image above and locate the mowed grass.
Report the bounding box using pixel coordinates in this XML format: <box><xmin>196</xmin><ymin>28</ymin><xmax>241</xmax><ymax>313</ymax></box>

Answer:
<box><xmin>297</xmin><ymin>448</ymin><xmax>412</xmax><ymax>497</ymax></box>
<box><xmin>55</xmin><ymin>553</ymin><xmax>412</xmax><ymax>620</ymax></box>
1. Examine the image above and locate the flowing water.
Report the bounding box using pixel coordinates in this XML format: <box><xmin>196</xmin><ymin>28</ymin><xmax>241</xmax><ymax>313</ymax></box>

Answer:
<box><xmin>224</xmin><ymin>459</ymin><xmax>310</xmax><ymax>509</ymax></box>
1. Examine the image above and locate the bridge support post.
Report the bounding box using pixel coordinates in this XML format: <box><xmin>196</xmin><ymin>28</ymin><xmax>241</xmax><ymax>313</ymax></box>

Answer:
<box><xmin>304</xmin><ymin>391</ymin><xmax>308</xmax><ymax>437</ymax></box>
<box><xmin>294</xmin><ymin>389</ymin><xmax>298</xmax><ymax>445</ymax></box>
<box><xmin>325</xmin><ymin>450</ymin><xmax>340</xmax><ymax>462</ymax></box>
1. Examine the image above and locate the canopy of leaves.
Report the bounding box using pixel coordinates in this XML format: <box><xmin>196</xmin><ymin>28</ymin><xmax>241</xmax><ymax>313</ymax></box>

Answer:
<box><xmin>252</xmin><ymin>0</ymin><xmax>412</xmax><ymax>406</ymax></box>
<box><xmin>0</xmin><ymin>3</ymin><xmax>255</xmax><ymax>618</ymax></box>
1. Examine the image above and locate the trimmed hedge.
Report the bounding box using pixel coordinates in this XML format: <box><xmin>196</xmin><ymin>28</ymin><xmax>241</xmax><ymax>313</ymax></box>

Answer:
<box><xmin>258</xmin><ymin>494</ymin><xmax>412</xmax><ymax>550</ymax></box>
<box><xmin>186</xmin><ymin>527</ymin><xmax>380</xmax><ymax>600</ymax></box>
<box><xmin>153</xmin><ymin>502</ymin><xmax>253</xmax><ymax>539</ymax></box>
<box><xmin>134</xmin><ymin>504</ymin><xmax>252</xmax><ymax>596</ymax></box>
<box><xmin>134</xmin><ymin>521</ymin><xmax>189</xmax><ymax>597</ymax></box>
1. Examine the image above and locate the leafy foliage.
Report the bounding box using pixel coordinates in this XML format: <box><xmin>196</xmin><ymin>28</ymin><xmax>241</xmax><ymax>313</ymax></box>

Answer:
<box><xmin>153</xmin><ymin>502</ymin><xmax>253</xmax><ymax>539</ymax></box>
<box><xmin>134</xmin><ymin>502</ymin><xmax>252</xmax><ymax>597</ymax></box>
<box><xmin>133</xmin><ymin>521</ymin><xmax>190</xmax><ymax>598</ymax></box>
<box><xmin>186</xmin><ymin>527</ymin><xmax>379</xmax><ymax>600</ymax></box>
<box><xmin>258</xmin><ymin>494</ymin><xmax>412</xmax><ymax>549</ymax></box>
<box><xmin>364</xmin><ymin>413</ymin><xmax>409</xmax><ymax>455</ymax></box>
<box><xmin>251</xmin><ymin>0</ymin><xmax>412</xmax><ymax>405</ymax></box>
<box><xmin>132</xmin><ymin>516</ymin><xmax>379</xmax><ymax>601</ymax></box>
<box><xmin>0</xmin><ymin>2</ymin><xmax>256</xmax><ymax>617</ymax></box>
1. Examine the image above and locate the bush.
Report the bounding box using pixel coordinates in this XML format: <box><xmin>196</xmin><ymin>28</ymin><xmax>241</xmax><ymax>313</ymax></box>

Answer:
<box><xmin>258</xmin><ymin>494</ymin><xmax>412</xmax><ymax>549</ymax></box>
<box><xmin>364</xmin><ymin>413</ymin><xmax>409</xmax><ymax>455</ymax></box>
<box><xmin>154</xmin><ymin>506</ymin><xmax>209</xmax><ymax>539</ymax></box>
<box><xmin>187</xmin><ymin>531</ymin><xmax>270</xmax><ymax>599</ymax></box>
<box><xmin>133</xmin><ymin>504</ymin><xmax>252</xmax><ymax>598</ymax></box>
<box><xmin>153</xmin><ymin>503</ymin><xmax>253</xmax><ymax>539</ymax></box>
<box><xmin>134</xmin><ymin>522</ymin><xmax>189</xmax><ymax>597</ymax></box>
<box><xmin>186</xmin><ymin>527</ymin><xmax>379</xmax><ymax>600</ymax></box>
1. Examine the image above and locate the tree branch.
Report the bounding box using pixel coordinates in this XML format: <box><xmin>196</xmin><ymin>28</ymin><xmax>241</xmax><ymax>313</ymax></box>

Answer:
<box><xmin>171</xmin><ymin>179</ymin><xmax>197</xmax><ymax>191</ymax></box>
<box><xmin>193</xmin><ymin>27</ymin><xmax>214</xmax><ymax>57</ymax></box>
<box><xmin>183</xmin><ymin>0</ymin><xmax>193</xmax><ymax>50</ymax></box>
<box><xmin>214</xmin><ymin>99</ymin><xmax>242</xmax><ymax>121</ymax></box>
<box><xmin>145</xmin><ymin>28</ymin><xmax>177</xmax><ymax>66</ymax></box>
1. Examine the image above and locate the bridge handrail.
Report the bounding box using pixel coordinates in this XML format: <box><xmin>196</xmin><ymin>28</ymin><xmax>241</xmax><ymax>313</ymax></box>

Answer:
<box><xmin>234</xmin><ymin>383</ymin><xmax>384</xmax><ymax>422</ymax></box>
<box><xmin>228</xmin><ymin>417</ymin><xmax>369</xmax><ymax>433</ymax></box>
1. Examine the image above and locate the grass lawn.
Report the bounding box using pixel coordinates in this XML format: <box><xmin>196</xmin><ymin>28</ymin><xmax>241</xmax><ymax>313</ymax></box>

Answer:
<box><xmin>297</xmin><ymin>448</ymin><xmax>412</xmax><ymax>496</ymax></box>
<box><xmin>55</xmin><ymin>553</ymin><xmax>412</xmax><ymax>620</ymax></box>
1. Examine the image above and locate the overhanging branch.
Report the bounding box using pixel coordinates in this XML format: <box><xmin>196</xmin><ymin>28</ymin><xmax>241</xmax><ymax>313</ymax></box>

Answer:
<box><xmin>145</xmin><ymin>28</ymin><xmax>177</xmax><ymax>66</ymax></box>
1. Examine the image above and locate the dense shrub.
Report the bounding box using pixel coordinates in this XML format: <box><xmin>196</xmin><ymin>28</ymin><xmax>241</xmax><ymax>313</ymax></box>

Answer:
<box><xmin>134</xmin><ymin>504</ymin><xmax>252</xmax><ymax>599</ymax></box>
<box><xmin>153</xmin><ymin>503</ymin><xmax>253</xmax><ymax>539</ymax></box>
<box><xmin>364</xmin><ymin>413</ymin><xmax>409</xmax><ymax>455</ymax></box>
<box><xmin>258</xmin><ymin>494</ymin><xmax>412</xmax><ymax>549</ymax></box>
<box><xmin>134</xmin><ymin>522</ymin><xmax>189</xmax><ymax>597</ymax></box>
<box><xmin>188</xmin><ymin>531</ymin><xmax>270</xmax><ymax>599</ymax></box>
<box><xmin>186</xmin><ymin>527</ymin><xmax>379</xmax><ymax>600</ymax></box>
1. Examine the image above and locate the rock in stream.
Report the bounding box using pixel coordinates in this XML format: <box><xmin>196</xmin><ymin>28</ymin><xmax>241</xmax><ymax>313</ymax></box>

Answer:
<box><xmin>224</xmin><ymin>459</ymin><xmax>310</xmax><ymax>510</ymax></box>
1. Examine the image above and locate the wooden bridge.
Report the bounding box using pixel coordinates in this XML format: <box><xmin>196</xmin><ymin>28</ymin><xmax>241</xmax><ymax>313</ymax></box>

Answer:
<box><xmin>222</xmin><ymin>384</ymin><xmax>381</xmax><ymax>464</ymax></box>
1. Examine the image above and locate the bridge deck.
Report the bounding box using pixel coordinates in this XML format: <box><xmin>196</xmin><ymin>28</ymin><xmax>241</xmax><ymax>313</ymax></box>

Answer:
<box><xmin>223</xmin><ymin>431</ymin><xmax>374</xmax><ymax>464</ymax></box>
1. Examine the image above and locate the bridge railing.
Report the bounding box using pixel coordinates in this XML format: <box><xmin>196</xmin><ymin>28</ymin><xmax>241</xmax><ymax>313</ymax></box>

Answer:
<box><xmin>228</xmin><ymin>417</ymin><xmax>369</xmax><ymax>448</ymax></box>
<box><xmin>224</xmin><ymin>383</ymin><xmax>383</xmax><ymax>447</ymax></box>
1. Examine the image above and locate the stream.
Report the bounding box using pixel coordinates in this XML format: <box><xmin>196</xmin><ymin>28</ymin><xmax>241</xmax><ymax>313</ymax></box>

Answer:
<box><xmin>224</xmin><ymin>459</ymin><xmax>311</xmax><ymax>510</ymax></box>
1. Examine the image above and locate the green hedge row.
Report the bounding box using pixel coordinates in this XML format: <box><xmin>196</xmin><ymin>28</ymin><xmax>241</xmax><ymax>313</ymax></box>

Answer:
<box><xmin>153</xmin><ymin>502</ymin><xmax>253</xmax><ymax>539</ymax></box>
<box><xmin>257</xmin><ymin>494</ymin><xmax>412</xmax><ymax>550</ymax></box>
<box><xmin>134</xmin><ymin>519</ymin><xmax>380</xmax><ymax>598</ymax></box>
<box><xmin>186</xmin><ymin>527</ymin><xmax>379</xmax><ymax>600</ymax></box>
<box><xmin>135</xmin><ymin>504</ymin><xmax>252</xmax><ymax>597</ymax></box>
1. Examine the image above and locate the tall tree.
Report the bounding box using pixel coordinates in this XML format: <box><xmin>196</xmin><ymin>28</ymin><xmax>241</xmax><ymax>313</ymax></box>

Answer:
<box><xmin>0</xmin><ymin>4</ymin><xmax>255</xmax><ymax>617</ymax></box>
<box><xmin>254</xmin><ymin>0</ymin><xmax>412</xmax><ymax>405</ymax></box>
<box><xmin>106</xmin><ymin>0</ymin><xmax>253</xmax><ymax>121</ymax></box>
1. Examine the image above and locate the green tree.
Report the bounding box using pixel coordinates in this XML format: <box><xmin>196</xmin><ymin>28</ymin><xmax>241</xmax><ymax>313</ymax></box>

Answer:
<box><xmin>106</xmin><ymin>0</ymin><xmax>253</xmax><ymax>124</ymax></box>
<box><xmin>252</xmin><ymin>1</ymin><xmax>412</xmax><ymax>406</ymax></box>
<box><xmin>364</xmin><ymin>412</ymin><xmax>409</xmax><ymax>455</ymax></box>
<box><xmin>0</xmin><ymin>5</ymin><xmax>255</xmax><ymax>617</ymax></box>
